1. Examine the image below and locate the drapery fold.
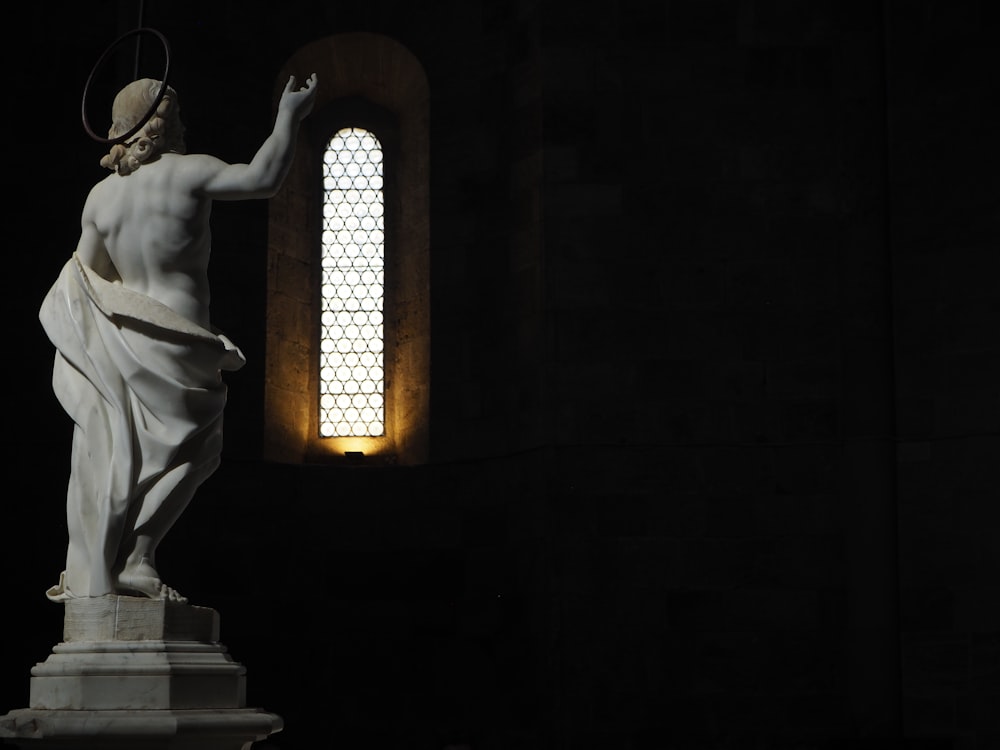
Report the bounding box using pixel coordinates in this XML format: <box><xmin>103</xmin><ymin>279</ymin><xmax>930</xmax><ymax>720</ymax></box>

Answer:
<box><xmin>39</xmin><ymin>254</ymin><xmax>245</xmax><ymax>599</ymax></box>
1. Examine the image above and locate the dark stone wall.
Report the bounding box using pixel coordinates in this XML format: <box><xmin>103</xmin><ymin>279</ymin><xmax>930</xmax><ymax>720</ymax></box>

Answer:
<box><xmin>3</xmin><ymin>1</ymin><xmax>1000</xmax><ymax>748</ymax></box>
<box><xmin>887</xmin><ymin>0</ymin><xmax>1000</xmax><ymax>742</ymax></box>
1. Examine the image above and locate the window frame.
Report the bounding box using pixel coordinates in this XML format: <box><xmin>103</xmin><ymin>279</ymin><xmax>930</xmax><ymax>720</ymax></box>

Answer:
<box><xmin>310</xmin><ymin>100</ymin><xmax>399</xmax><ymax>445</ymax></box>
<box><xmin>264</xmin><ymin>33</ymin><xmax>430</xmax><ymax>467</ymax></box>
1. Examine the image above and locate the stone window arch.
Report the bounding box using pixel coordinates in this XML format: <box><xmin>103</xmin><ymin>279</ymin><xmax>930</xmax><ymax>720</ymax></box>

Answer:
<box><xmin>264</xmin><ymin>33</ymin><xmax>430</xmax><ymax>465</ymax></box>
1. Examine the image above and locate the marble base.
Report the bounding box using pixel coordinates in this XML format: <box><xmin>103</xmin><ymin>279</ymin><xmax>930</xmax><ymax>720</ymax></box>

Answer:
<box><xmin>0</xmin><ymin>708</ymin><xmax>283</xmax><ymax>749</ymax></box>
<box><xmin>0</xmin><ymin>596</ymin><xmax>282</xmax><ymax>749</ymax></box>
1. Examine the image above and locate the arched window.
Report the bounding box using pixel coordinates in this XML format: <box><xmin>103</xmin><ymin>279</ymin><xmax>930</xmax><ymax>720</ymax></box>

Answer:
<box><xmin>320</xmin><ymin>126</ymin><xmax>386</xmax><ymax>439</ymax></box>
<box><xmin>264</xmin><ymin>34</ymin><xmax>430</xmax><ymax>466</ymax></box>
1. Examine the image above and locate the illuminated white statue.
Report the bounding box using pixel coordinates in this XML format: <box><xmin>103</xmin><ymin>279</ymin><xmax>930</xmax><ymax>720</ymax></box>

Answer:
<box><xmin>40</xmin><ymin>72</ymin><xmax>318</xmax><ymax>603</ymax></box>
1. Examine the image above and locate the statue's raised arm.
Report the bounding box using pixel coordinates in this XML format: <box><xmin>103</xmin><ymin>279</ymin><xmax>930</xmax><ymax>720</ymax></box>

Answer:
<box><xmin>201</xmin><ymin>73</ymin><xmax>319</xmax><ymax>200</ymax></box>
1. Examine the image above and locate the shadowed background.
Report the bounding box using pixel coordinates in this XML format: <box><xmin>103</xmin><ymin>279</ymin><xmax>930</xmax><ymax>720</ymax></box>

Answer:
<box><xmin>3</xmin><ymin>1</ymin><xmax>1000</xmax><ymax>747</ymax></box>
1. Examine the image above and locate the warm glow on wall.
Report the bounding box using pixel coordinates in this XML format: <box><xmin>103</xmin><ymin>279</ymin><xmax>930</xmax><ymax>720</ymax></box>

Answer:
<box><xmin>316</xmin><ymin>435</ymin><xmax>390</xmax><ymax>461</ymax></box>
<box><xmin>266</xmin><ymin>33</ymin><xmax>431</xmax><ymax>466</ymax></box>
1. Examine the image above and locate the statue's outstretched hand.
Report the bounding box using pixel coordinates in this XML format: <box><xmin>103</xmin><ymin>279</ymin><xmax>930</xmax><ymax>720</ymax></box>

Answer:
<box><xmin>279</xmin><ymin>73</ymin><xmax>319</xmax><ymax>121</ymax></box>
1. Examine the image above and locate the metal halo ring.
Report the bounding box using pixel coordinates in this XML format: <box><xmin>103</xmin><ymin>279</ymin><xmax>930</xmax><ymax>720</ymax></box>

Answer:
<box><xmin>82</xmin><ymin>27</ymin><xmax>172</xmax><ymax>145</ymax></box>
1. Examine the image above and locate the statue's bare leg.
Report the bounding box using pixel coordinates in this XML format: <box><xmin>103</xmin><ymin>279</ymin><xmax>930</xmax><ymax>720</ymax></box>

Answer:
<box><xmin>57</xmin><ymin>403</ymin><xmax>127</xmax><ymax>600</ymax></box>
<box><xmin>113</xmin><ymin>456</ymin><xmax>220</xmax><ymax>603</ymax></box>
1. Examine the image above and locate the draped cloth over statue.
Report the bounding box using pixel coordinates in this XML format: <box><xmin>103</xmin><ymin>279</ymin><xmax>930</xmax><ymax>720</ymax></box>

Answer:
<box><xmin>38</xmin><ymin>254</ymin><xmax>246</xmax><ymax>600</ymax></box>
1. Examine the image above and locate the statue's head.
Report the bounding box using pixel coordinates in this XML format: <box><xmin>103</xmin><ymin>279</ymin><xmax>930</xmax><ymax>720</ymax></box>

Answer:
<box><xmin>100</xmin><ymin>78</ymin><xmax>186</xmax><ymax>175</ymax></box>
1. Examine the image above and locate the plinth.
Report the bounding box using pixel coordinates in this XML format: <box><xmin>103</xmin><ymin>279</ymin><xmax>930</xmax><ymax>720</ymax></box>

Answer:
<box><xmin>0</xmin><ymin>596</ymin><xmax>282</xmax><ymax>749</ymax></box>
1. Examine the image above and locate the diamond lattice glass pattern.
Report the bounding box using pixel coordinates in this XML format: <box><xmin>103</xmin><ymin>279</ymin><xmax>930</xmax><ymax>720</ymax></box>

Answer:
<box><xmin>319</xmin><ymin>128</ymin><xmax>385</xmax><ymax>437</ymax></box>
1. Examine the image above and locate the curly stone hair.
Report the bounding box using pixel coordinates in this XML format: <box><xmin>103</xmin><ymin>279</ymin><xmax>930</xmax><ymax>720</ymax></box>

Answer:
<box><xmin>99</xmin><ymin>78</ymin><xmax>186</xmax><ymax>175</ymax></box>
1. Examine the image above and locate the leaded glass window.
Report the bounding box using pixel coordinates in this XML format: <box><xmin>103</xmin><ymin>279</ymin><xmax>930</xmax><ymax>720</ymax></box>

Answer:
<box><xmin>319</xmin><ymin>127</ymin><xmax>385</xmax><ymax>437</ymax></box>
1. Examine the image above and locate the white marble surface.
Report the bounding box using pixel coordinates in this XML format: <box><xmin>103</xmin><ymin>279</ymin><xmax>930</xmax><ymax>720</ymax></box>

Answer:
<box><xmin>0</xmin><ymin>596</ymin><xmax>282</xmax><ymax>748</ymax></box>
<box><xmin>30</xmin><ymin>642</ymin><xmax>246</xmax><ymax>711</ymax></box>
<box><xmin>62</xmin><ymin>593</ymin><xmax>220</xmax><ymax>642</ymax></box>
<box><xmin>40</xmin><ymin>73</ymin><xmax>318</xmax><ymax>604</ymax></box>
<box><xmin>30</xmin><ymin>597</ymin><xmax>246</xmax><ymax>712</ymax></box>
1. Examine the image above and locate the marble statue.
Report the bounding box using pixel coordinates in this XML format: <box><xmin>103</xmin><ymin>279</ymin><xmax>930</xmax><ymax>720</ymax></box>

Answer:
<box><xmin>39</xmin><ymin>72</ymin><xmax>319</xmax><ymax>604</ymax></box>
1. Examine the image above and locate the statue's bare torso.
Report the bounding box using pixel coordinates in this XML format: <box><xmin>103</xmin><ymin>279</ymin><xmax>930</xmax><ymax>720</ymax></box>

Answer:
<box><xmin>79</xmin><ymin>153</ymin><xmax>225</xmax><ymax>329</ymax></box>
<box><xmin>76</xmin><ymin>73</ymin><xmax>318</xmax><ymax>334</ymax></box>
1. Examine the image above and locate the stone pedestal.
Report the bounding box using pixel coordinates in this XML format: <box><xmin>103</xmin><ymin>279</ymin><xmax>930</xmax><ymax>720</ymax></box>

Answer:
<box><xmin>0</xmin><ymin>597</ymin><xmax>282</xmax><ymax>749</ymax></box>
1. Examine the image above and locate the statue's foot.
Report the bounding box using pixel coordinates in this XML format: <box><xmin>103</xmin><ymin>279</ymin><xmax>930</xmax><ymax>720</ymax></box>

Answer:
<box><xmin>116</xmin><ymin>566</ymin><xmax>188</xmax><ymax>604</ymax></box>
